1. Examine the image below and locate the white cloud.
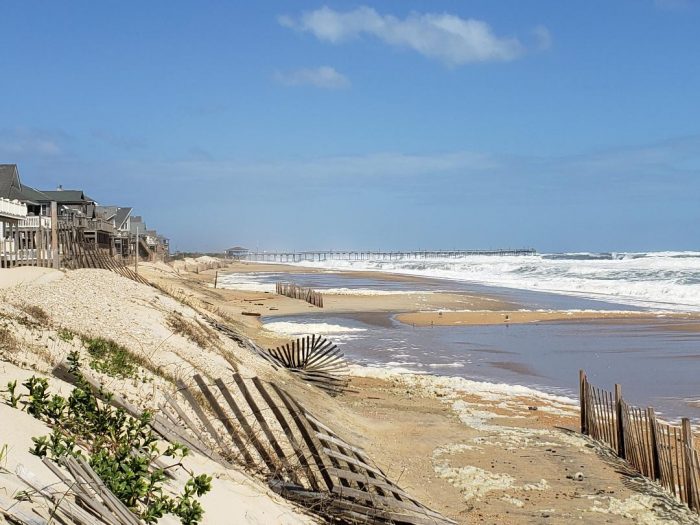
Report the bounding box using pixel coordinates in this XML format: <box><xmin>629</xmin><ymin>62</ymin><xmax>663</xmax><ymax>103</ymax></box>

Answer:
<box><xmin>279</xmin><ymin>6</ymin><xmax>535</xmax><ymax>66</ymax></box>
<box><xmin>275</xmin><ymin>66</ymin><xmax>350</xmax><ymax>89</ymax></box>
<box><xmin>0</xmin><ymin>128</ymin><xmax>63</xmax><ymax>157</ymax></box>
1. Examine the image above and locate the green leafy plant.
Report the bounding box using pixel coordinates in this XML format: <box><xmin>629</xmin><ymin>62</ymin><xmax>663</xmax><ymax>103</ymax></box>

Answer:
<box><xmin>4</xmin><ymin>357</ymin><xmax>211</xmax><ymax>524</ymax></box>
<box><xmin>3</xmin><ymin>380</ymin><xmax>21</xmax><ymax>408</ymax></box>
<box><xmin>82</xmin><ymin>337</ymin><xmax>139</xmax><ymax>379</ymax></box>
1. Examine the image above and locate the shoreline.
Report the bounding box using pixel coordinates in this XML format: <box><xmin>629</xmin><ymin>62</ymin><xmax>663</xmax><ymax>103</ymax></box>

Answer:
<box><xmin>3</xmin><ymin>260</ymin><xmax>698</xmax><ymax>523</ymax></box>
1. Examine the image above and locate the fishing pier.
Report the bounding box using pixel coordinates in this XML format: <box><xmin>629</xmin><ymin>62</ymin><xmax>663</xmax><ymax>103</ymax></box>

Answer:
<box><xmin>242</xmin><ymin>248</ymin><xmax>536</xmax><ymax>263</ymax></box>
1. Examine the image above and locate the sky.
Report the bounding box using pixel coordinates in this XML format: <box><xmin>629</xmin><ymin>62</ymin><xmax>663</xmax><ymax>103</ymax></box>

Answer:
<box><xmin>1</xmin><ymin>1</ymin><xmax>699</xmax><ymax>253</ymax></box>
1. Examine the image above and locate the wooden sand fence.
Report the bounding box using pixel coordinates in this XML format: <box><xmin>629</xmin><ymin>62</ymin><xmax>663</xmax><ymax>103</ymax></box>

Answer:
<box><xmin>276</xmin><ymin>282</ymin><xmax>324</xmax><ymax>308</ymax></box>
<box><xmin>579</xmin><ymin>370</ymin><xmax>700</xmax><ymax>512</ymax></box>
<box><xmin>54</xmin><ymin>361</ymin><xmax>455</xmax><ymax>525</ymax></box>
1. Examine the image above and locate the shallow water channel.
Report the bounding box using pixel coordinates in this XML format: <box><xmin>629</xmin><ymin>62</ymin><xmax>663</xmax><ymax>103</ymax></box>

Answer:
<box><xmin>223</xmin><ymin>270</ymin><xmax>700</xmax><ymax>422</ymax></box>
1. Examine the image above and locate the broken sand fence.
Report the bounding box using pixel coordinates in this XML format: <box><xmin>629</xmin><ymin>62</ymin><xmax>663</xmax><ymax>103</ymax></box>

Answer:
<box><xmin>75</xmin><ymin>360</ymin><xmax>452</xmax><ymax>525</ymax></box>
<box><xmin>276</xmin><ymin>282</ymin><xmax>324</xmax><ymax>308</ymax></box>
<box><xmin>209</xmin><ymin>320</ymin><xmax>349</xmax><ymax>396</ymax></box>
<box><xmin>0</xmin><ymin>456</ymin><xmax>141</xmax><ymax>525</ymax></box>
<box><xmin>580</xmin><ymin>370</ymin><xmax>700</xmax><ymax>513</ymax></box>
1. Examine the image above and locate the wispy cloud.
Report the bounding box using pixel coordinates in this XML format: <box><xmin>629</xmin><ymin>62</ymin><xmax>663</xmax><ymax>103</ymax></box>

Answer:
<box><xmin>279</xmin><ymin>6</ymin><xmax>545</xmax><ymax>66</ymax></box>
<box><xmin>275</xmin><ymin>66</ymin><xmax>350</xmax><ymax>89</ymax></box>
<box><xmin>533</xmin><ymin>25</ymin><xmax>552</xmax><ymax>51</ymax></box>
<box><xmin>0</xmin><ymin>128</ymin><xmax>65</xmax><ymax>157</ymax></box>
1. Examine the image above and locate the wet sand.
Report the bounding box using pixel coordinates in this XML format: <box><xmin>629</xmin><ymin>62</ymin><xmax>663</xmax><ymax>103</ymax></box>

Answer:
<box><xmin>396</xmin><ymin>310</ymin><xmax>700</xmax><ymax>327</ymax></box>
<box><xmin>138</xmin><ymin>261</ymin><xmax>700</xmax><ymax>523</ymax></box>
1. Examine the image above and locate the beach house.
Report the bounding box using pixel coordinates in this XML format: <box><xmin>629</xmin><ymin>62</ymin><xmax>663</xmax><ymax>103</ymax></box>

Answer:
<box><xmin>1</xmin><ymin>163</ymin><xmax>170</xmax><ymax>266</ymax></box>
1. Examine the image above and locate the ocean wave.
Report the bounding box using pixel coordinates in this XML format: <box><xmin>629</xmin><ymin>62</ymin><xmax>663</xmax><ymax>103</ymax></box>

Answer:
<box><xmin>294</xmin><ymin>251</ymin><xmax>700</xmax><ymax>311</ymax></box>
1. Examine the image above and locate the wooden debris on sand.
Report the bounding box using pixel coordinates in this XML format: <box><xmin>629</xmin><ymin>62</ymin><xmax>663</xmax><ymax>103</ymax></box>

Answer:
<box><xmin>158</xmin><ymin>372</ymin><xmax>456</xmax><ymax>525</ymax></box>
<box><xmin>267</xmin><ymin>335</ymin><xmax>350</xmax><ymax>396</ymax></box>
<box><xmin>1</xmin><ymin>456</ymin><xmax>140</xmax><ymax>525</ymax></box>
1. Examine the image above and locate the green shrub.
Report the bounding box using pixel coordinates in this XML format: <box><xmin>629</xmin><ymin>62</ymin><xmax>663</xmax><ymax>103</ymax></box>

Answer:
<box><xmin>83</xmin><ymin>337</ymin><xmax>139</xmax><ymax>379</ymax></box>
<box><xmin>4</xmin><ymin>353</ymin><xmax>212</xmax><ymax>524</ymax></box>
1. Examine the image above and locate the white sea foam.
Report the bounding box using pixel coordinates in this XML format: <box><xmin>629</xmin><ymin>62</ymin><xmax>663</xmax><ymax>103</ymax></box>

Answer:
<box><xmin>321</xmin><ymin>287</ymin><xmax>431</xmax><ymax>296</ymax></box>
<box><xmin>349</xmin><ymin>364</ymin><xmax>577</xmax><ymax>406</ymax></box>
<box><xmin>264</xmin><ymin>321</ymin><xmax>367</xmax><ymax>337</ymax></box>
<box><xmin>217</xmin><ymin>273</ymin><xmax>276</xmax><ymax>293</ymax></box>
<box><xmin>292</xmin><ymin>251</ymin><xmax>700</xmax><ymax>311</ymax></box>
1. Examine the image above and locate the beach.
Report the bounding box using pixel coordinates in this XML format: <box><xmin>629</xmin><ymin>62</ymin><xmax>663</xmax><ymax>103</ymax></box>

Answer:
<box><xmin>1</xmin><ymin>259</ymin><xmax>699</xmax><ymax>524</ymax></box>
<box><xmin>153</xmin><ymin>258</ymin><xmax>700</xmax><ymax>522</ymax></box>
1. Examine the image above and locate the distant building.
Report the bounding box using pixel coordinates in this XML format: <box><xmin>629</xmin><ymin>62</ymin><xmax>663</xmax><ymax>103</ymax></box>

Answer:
<box><xmin>226</xmin><ymin>246</ymin><xmax>249</xmax><ymax>259</ymax></box>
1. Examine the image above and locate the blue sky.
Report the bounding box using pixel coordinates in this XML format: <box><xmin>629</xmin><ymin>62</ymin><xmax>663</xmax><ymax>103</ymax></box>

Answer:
<box><xmin>1</xmin><ymin>1</ymin><xmax>699</xmax><ymax>252</ymax></box>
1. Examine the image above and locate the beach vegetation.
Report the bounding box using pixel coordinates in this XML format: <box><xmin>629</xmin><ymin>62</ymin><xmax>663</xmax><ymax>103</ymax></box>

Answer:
<box><xmin>167</xmin><ymin>312</ymin><xmax>210</xmax><ymax>349</ymax></box>
<box><xmin>82</xmin><ymin>336</ymin><xmax>140</xmax><ymax>379</ymax></box>
<box><xmin>57</xmin><ymin>328</ymin><xmax>75</xmax><ymax>342</ymax></box>
<box><xmin>3</xmin><ymin>353</ymin><xmax>212</xmax><ymax>524</ymax></box>
<box><xmin>0</xmin><ymin>443</ymin><xmax>8</xmax><ymax>472</ymax></box>
<box><xmin>0</xmin><ymin>326</ymin><xmax>20</xmax><ymax>355</ymax></box>
<box><xmin>21</xmin><ymin>305</ymin><xmax>49</xmax><ymax>325</ymax></box>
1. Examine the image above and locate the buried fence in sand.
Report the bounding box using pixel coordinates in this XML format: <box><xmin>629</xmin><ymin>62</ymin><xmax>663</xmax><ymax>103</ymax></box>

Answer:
<box><xmin>276</xmin><ymin>282</ymin><xmax>324</xmax><ymax>308</ymax></box>
<box><xmin>579</xmin><ymin>370</ymin><xmax>700</xmax><ymax>513</ymax></box>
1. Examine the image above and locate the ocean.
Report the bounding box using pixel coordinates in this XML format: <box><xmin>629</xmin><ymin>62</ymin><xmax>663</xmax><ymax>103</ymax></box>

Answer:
<box><xmin>219</xmin><ymin>251</ymin><xmax>700</xmax><ymax>422</ymax></box>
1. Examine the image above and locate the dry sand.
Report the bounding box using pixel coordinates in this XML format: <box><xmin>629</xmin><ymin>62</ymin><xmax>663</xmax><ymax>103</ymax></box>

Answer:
<box><xmin>1</xmin><ymin>259</ymin><xmax>699</xmax><ymax>524</ymax></box>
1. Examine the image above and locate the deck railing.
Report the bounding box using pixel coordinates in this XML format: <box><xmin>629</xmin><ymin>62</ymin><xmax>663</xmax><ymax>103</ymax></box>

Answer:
<box><xmin>0</xmin><ymin>198</ymin><xmax>27</xmax><ymax>219</ymax></box>
<box><xmin>18</xmin><ymin>216</ymin><xmax>51</xmax><ymax>228</ymax></box>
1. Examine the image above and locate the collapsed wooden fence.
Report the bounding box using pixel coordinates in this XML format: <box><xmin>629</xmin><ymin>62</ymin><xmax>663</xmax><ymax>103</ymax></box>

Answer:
<box><xmin>580</xmin><ymin>370</ymin><xmax>700</xmax><ymax>512</ymax></box>
<box><xmin>0</xmin><ymin>456</ymin><xmax>140</xmax><ymax>525</ymax></box>
<box><xmin>276</xmin><ymin>282</ymin><xmax>324</xmax><ymax>308</ymax></box>
<box><xmin>208</xmin><ymin>319</ymin><xmax>349</xmax><ymax>396</ymax></box>
<box><xmin>158</xmin><ymin>372</ymin><xmax>455</xmax><ymax>525</ymax></box>
<box><xmin>55</xmin><ymin>361</ymin><xmax>455</xmax><ymax>525</ymax></box>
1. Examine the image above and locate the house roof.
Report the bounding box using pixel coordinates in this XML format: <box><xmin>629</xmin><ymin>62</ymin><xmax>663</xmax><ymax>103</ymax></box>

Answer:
<box><xmin>0</xmin><ymin>164</ymin><xmax>21</xmax><ymax>200</ymax></box>
<box><xmin>227</xmin><ymin>246</ymin><xmax>248</xmax><ymax>251</ymax></box>
<box><xmin>95</xmin><ymin>206</ymin><xmax>118</xmax><ymax>221</ymax></box>
<box><xmin>114</xmin><ymin>207</ymin><xmax>132</xmax><ymax>229</ymax></box>
<box><xmin>39</xmin><ymin>190</ymin><xmax>95</xmax><ymax>204</ymax></box>
<box><xmin>0</xmin><ymin>164</ymin><xmax>51</xmax><ymax>204</ymax></box>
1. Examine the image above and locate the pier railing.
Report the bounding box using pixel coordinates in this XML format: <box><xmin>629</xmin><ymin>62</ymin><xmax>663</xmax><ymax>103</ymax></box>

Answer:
<box><xmin>579</xmin><ymin>370</ymin><xmax>700</xmax><ymax>512</ymax></box>
<box><xmin>244</xmin><ymin>248</ymin><xmax>536</xmax><ymax>263</ymax></box>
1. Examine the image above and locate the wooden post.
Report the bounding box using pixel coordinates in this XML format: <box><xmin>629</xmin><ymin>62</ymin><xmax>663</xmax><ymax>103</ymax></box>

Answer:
<box><xmin>579</xmin><ymin>370</ymin><xmax>587</xmax><ymax>435</ymax></box>
<box><xmin>51</xmin><ymin>202</ymin><xmax>59</xmax><ymax>269</ymax></box>
<box><xmin>214</xmin><ymin>271</ymin><xmax>218</xmax><ymax>289</ymax></box>
<box><xmin>134</xmin><ymin>227</ymin><xmax>139</xmax><ymax>275</ymax></box>
<box><xmin>615</xmin><ymin>384</ymin><xmax>625</xmax><ymax>458</ymax></box>
<box><xmin>682</xmin><ymin>418</ymin><xmax>695</xmax><ymax>509</ymax></box>
<box><xmin>647</xmin><ymin>407</ymin><xmax>661</xmax><ymax>481</ymax></box>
